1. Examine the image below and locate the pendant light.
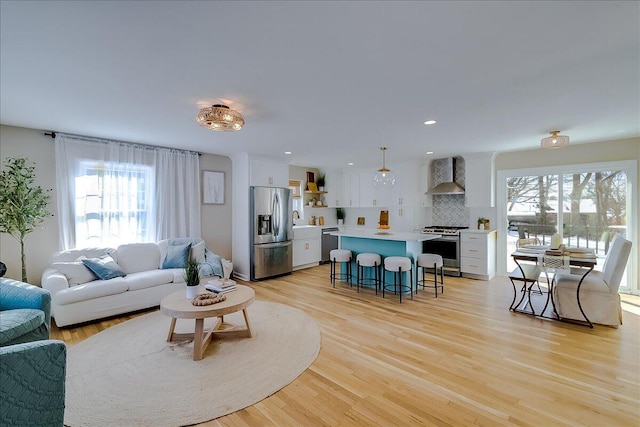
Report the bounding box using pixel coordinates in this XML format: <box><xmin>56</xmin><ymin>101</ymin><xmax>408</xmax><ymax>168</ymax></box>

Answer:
<box><xmin>373</xmin><ymin>147</ymin><xmax>396</xmax><ymax>188</ymax></box>
<box><xmin>541</xmin><ymin>130</ymin><xmax>569</xmax><ymax>149</ymax></box>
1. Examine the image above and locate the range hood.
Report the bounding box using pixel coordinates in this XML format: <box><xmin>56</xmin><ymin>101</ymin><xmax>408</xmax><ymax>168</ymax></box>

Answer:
<box><xmin>427</xmin><ymin>157</ymin><xmax>465</xmax><ymax>195</ymax></box>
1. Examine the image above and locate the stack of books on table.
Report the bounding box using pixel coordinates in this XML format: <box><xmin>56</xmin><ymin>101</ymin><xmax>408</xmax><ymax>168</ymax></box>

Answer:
<box><xmin>205</xmin><ymin>278</ymin><xmax>237</xmax><ymax>294</ymax></box>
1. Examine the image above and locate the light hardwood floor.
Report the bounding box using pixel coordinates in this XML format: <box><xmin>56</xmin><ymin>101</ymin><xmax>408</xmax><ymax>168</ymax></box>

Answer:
<box><xmin>51</xmin><ymin>265</ymin><xmax>640</xmax><ymax>426</ymax></box>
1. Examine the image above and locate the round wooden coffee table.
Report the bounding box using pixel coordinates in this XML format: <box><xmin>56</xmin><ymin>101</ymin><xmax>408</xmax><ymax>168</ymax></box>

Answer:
<box><xmin>160</xmin><ymin>284</ymin><xmax>255</xmax><ymax>361</ymax></box>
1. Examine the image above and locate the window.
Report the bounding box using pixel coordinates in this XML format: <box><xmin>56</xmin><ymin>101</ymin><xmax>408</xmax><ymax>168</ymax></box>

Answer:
<box><xmin>74</xmin><ymin>160</ymin><xmax>154</xmax><ymax>248</ymax></box>
<box><xmin>498</xmin><ymin>160</ymin><xmax>636</xmax><ymax>293</ymax></box>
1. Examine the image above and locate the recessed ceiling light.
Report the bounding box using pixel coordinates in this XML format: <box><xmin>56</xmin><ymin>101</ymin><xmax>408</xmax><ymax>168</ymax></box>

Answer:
<box><xmin>426</xmin><ymin>151</ymin><xmax>434</xmax><ymax>155</ymax></box>
<box><xmin>347</xmin><ymin>162</ymin><xmax>354</xmax><ymax>166</ymax></box>
<box><xmin>284</xmin><ymin>151</ymin><xmax>292</xmax><ymax>155</ymax></box>
<box><xmin>424</xmin><ymin>120</ymin><xmax>437</xmax><ymax>125</ymax></box>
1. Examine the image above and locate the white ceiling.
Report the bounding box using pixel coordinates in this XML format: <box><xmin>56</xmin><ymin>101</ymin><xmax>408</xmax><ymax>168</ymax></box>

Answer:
<box><xmin>1</xmin><ymin>1</ymin><xmax>638</xmax><ymax>169</ymax></box>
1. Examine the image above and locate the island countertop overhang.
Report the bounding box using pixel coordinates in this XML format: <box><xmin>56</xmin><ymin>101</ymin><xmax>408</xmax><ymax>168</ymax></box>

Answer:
<box><xmin>330</xmin><ymin>230</ymin><xmax>442</xmax><ymax>242</ymax></box>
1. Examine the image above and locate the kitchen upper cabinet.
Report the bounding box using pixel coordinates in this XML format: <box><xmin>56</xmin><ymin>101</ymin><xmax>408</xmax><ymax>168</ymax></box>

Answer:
<box><xmin>250</xmin><ymin>158</ymin><xmax>289</xmax><ymax>188</ymax></box>
<box><xmin>463</xmin><ymin>152</ymin><xmax>495</xmax><ymax>207</ymax></box>
<box><xmin>359</xmin><ymin>171</ymin><xmax>390</xmax><ymax>207</ymax></box>
<box><xmin>323</xmin><ymin>169</ymin><xmax>343</xmax><ymax>207</ymax></box>
<box><xmin>342</xmin><ymin>170</ymin><xmax>360</xmax><ymax>207</ymax></box>
<box><xmin>417</xmin><ymin>163</ymin><xmax>432</xmax><ymax>207</ymax></box>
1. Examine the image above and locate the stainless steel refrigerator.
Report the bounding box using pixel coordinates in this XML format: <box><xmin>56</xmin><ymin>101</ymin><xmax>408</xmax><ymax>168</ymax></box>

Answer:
<box><xmin>250</xmin><ymin>186</ymin><xmax>293</xmax><ymax>280</ymax></box>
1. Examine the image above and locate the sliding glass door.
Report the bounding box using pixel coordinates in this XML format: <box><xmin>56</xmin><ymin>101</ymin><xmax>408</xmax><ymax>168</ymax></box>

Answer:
<box><xmin>498</xmin><ymin>160</ymin><xmax>637</xmax><ymax>294</ymax></box>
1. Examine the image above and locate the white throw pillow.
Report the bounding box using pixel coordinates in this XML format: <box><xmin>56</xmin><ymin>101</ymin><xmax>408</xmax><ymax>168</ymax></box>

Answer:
<box><xmin>52</xmin><ymin>261</ymin><xmax>97</xmax><ymax>286</ymax></box>
<box><xmin>191</xmin><ymin>241</ymin><xmax>206</xmax><ymax>264</ymax></box>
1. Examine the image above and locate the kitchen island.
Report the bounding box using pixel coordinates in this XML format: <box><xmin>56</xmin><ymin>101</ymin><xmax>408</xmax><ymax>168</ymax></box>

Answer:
<box><xmin>330</xmin><ymin>229</ymin><xmax>441</xmax><ymax>288</ymax></box>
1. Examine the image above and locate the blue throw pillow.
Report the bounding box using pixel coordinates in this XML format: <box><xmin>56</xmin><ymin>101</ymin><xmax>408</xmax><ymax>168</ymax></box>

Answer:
<box><xmin>162</xmin><ymin>242</ymin><xmax>192</xmax><ymax>269</ymax></box>
<box><xmin>82</xmin><ymin>254</ymin><xmax>126</xmax><ymax>280</ymax></box>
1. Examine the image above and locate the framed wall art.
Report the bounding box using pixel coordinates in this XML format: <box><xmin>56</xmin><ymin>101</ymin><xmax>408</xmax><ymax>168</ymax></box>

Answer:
<box><xmin>202</xmin><ymin>171</ymin><xmax>225</xmax><ymax>204</ymax></box>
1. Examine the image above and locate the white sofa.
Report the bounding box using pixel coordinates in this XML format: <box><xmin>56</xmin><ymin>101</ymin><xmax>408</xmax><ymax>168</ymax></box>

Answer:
<box><xmin>41</xmin><ymin>239</ymin><xmax>232</xmax><ymax>327</ymax></box>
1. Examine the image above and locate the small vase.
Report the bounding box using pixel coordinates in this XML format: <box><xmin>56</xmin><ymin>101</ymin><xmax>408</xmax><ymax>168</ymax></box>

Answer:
<box><xmin>186</xmin><ymin>285</ymin><xmax>200</xmax><ymax>299</ymax></box>
<box><xmin>338</xmin><ymin>219</ymin><xmax>344</xmax><ymax>225</ymax></box>
<box><xmin>319</xmin><ymin>186</ymin><xmax>325</xmax><ymax>192</ymax></box>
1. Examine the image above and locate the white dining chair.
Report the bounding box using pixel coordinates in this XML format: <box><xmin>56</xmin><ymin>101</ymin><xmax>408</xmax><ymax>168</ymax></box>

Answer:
<box><xmin>552</xmin><ymin>234</ymin><xmax>632</xmax><ymax>327</ymax></box>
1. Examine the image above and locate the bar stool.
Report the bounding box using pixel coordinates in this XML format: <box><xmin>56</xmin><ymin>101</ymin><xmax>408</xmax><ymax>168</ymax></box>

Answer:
<box><xmin>356</xmin><ymin>253</ymin><xmax>382</xmax><ymax>293</ymax></box>
<box><xmin>416</xmin><ymin>253</ymin><xmax>444</xmax><ymax>297</ymax></box>
<box><xmin>329</xmin><ymin>249</ymin><xmax>352</xmax><ymax>287</ymax></box>
<box><xmin>383</xmin><ymin>256</ymin><xmax>413</xmax><ymax>303</ymax></box>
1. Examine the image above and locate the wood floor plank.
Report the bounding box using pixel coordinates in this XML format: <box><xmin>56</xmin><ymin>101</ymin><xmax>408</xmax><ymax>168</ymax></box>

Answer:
<box><xmin>51</xmin><ymin>264</ymin><xmax>640</xmax><ymax>426</ymax></box>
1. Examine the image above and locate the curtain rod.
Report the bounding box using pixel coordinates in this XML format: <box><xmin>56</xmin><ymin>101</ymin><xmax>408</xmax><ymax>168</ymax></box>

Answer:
<box><xmin>43</xmin><ymin>131</ymin><xmax>201</xmax><ymax>156</ymax></box>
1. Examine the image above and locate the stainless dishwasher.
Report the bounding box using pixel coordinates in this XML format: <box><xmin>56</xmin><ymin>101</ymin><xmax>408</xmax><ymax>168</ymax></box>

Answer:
<box><xmin>321</xmin><ymin>227</ymin><xmax>339</xmax><ymax>263</ymax></box>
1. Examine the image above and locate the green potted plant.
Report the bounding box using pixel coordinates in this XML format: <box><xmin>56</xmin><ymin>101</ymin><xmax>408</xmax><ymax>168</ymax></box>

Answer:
<box><xmin>316</xmin><ymin>173</ymin><xmax>326</xmax><ymax>191</ymax></box>
<box><xmin>184</xmin><ymin>257</ymin><xmax>201</xmax><ymax>298</ymax></box>
<box><xmin>336</xmin><ymin>207</ymin><xmax>345</xmax><ymax>225</ymax></box>
<box><xmin>477</xmin><ymin>217</ymin><xmax>489</xmax><ymax>230</ymax></box>
<box><xmin>0</xmin><ymin>157</ymin><xmax>52</xmax><ymax>282</ymax></box>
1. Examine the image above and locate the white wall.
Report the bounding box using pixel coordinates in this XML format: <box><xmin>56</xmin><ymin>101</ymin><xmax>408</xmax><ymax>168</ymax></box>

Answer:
<box><xmin>0</xmin><ymin>126</ymin><xmax>59</xmax><ymax>284</ymax></box>
<box><xmin>0</xmin><ymin>124</ymin><xmax>233</xmax><ymax>284</ymax></box>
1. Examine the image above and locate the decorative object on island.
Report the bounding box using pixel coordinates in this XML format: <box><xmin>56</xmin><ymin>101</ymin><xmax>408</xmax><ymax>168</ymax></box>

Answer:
<box><xmin>316</xmin><ymin>173</ymin><xmax>325</xmax><ymax>191</ymax></box>
<box><xmin>373</xmin><ymin>147</ymin><xmax>396</xmax><ymax>188</ymax></box>
<box><xmin>541</xmin><ymin>130</ymin><xmax>569</xmax><ymax>149</ymax></box>
<box><xmin>196</xmin><ymin>104</ymin><xmax>244</xmax><ymax>131</ymax></box>
<box><xmin>357</xmin><ymin>217</ymin><xmax>365</xmax><ymax>225</ymax></box>
<box><xmin>336</xmin><ymin>207</ymin><xmax>345</xmax><ymax>225</ymax></box>
<box><xmin>0</xmin><ymin>157</ymin><xmax>52</xmax><ymax>282</ymax></box>
<box><xmin>378</xmin><ymin>210</ymin><xmax>390</xmax><ymax>229</ymax></box>
<box><xmin>184</xmin><ymin>257</ymin><xmax>201</xmax><ymax>299</ymax></box>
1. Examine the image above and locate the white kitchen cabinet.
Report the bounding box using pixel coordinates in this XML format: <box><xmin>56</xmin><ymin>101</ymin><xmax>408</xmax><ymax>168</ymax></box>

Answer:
<box><xmin>463</xmin><ymin>152</ymin><xmax>496</xmax><ymax>207</ymax></box>
<box><xmin>250</xmin><ymin>158</ymin><xmax>289</xmax><ymax>188</ymax></box>
<box><xmin>292</xmin><ymin>226</ymin><xmax>321</xmax><ymax>269</ymax></box>
<box><xmin>342</xmin><ymin>170</ymin><xmax>360</xmax><ymax>207</ymax></box>
<box><xmin>359</xmin><ymin>171</ymin><xmax>390</xmax><ymax>207</ymax></box>
<box><xmin>460</xmin><ymin>230</ymin><xmax>496</xmax><ymax>280</ymax></box>
<box><xmin>323</xmin><ymin>168</ymin><xmax>343</xmax><ymax>207</ymax></box>
<box><xmin>417</xmin><ymin>163</ymin><xmax>432</xmax><ymax>207</ymax></box>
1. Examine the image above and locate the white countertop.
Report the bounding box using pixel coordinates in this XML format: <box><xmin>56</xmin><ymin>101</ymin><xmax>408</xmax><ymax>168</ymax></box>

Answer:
<box><xmin>460</xmin><ymin>229</ymin><xmax>497</xmax><ymax>234</ymax></box>
<box><xmin>331</xmin><ymin>229</ymin><xmax>441</xmax><ymax>242</ymax></box>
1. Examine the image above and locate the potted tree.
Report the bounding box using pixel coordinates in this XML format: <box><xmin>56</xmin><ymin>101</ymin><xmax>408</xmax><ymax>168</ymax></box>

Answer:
<box><xmin>184</xmin><ymin>257</ymin><xmax>201</xmax><ymax>298</ymax></box>
<box><xmin>316</xmin><ymin>173</ymin><xmax>325</xmax><ymax>191</ymax></box>
<box><xmin>336</xmin><ymin>207</ymin><xmax>345</xmax><ymax>225</ymax></box>
<box><xmin>0</xmin><ymin>157</ymin><xmax>52</xmax><ymax>282</ymax></box>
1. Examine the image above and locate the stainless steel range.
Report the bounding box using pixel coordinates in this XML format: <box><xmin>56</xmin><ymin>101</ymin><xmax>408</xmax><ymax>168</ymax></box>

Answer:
<box><xmin>421</xmin><ymin>226</ymin><xmax>468</xmax><ymax>276</ymax></box>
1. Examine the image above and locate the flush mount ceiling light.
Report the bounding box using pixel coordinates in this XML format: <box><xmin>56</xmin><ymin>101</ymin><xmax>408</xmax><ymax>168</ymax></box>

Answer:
<box><xmin>541</xmin><ymin>130</ymin><xmax>569</xmax><ymax>149</ymax></box>
<box><xmin>196</xmin><ymin>104</ymin><xmax>244</xmax><ymax>131</ymax></box>
<box><xmin>373</xmin><ymin>147</ymin><xmax>396</xmax><ymax>188</ymax></box>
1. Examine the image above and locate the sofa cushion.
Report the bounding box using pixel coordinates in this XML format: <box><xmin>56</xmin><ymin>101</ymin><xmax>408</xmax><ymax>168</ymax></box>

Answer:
<box><xmin>162</xmin><ymin>243</ymin><xmax>192</xmax><ymax>269</ymax></box>
<box><xmin>116</xmin><ymin>243</ymin><xmax>161</xmax><ymax>274</ymax></box>
<box><xmin>52</xmin><ymin>247</ymin><xmax>116</xmax><ymax>263</ymax></box>
<box><xmin>167</xmin><ymin>268</ymin><xmax>187</xmax><ymax>284</ymax></box>
<box><xmin>82</xmin><ymin>255</ymin><xmax>127</xmax><ymax>280</ymax></box>
<box><xmin>54</xmin><ymin>278</ymin><xmax>128</xmax><ymax>306</ymax></box>
<box><xmin>51</xmin><ymin>261</ymin><xmax>97</xmax><ymax>286</ymax></box>
<box><xmin>0</xmin><ymin>309</ymin><xmax>45</xmax><ymax>346</ymax></box>
<box><xmin>124</xmin><ymin>270</ymin><xmax>175</xmax><ymax>291</ymax></box>
<box><xmin>191</xmin><ymin>240</ymin><xmax>206</xmax><ymax>264</ymax></box>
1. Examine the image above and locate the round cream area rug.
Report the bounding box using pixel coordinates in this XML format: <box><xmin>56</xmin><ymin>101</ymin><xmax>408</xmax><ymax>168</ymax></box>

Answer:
<box><xmin>64</xmin><ymin>300</ymin><xmax>321</xmax><ymax>427</ymax></box>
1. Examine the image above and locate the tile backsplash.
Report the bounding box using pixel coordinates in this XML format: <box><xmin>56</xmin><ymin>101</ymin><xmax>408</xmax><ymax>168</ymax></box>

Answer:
<box><xmin>431</xmin><ymin>156</ymin><xmax>468</xmax><ymax>226</ymax></box>
<box><xmin>432</xmin><ymin>194</ymin><xmax>469</xmax><ymax>226</ymax></box>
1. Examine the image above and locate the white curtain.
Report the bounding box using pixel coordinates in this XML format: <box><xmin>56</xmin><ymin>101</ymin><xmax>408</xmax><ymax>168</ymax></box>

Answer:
<box><xmin>55</xmin><ymin>134</ymin><xmax>201</xmax><ymax>250</ymax></box>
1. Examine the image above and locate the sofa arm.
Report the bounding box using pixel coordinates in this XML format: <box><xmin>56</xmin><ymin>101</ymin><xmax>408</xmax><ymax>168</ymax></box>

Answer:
<box><xmin>41</xmin><ymin>268</ymin><xmax>71</xmax><ymax>296</ymax></box>
<box><xmin>0</xmin><ymin>340</ymin><xmax>66</xmax><ymax>427</ymax></box>
<box><xmin>0</xmin><ymin>278</ymin><xmax>52</xmax><ymax>330</ymax></box>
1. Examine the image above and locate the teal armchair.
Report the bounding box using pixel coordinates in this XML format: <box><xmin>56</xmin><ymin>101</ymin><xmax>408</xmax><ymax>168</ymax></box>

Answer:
<box><xmin>0</xmin><ymin>340</ymin><xmax>66</xmax><ymax>426</ymax></box>
<box><xmin>0</xmin><ymin>278</ymin><xmax>51</xmax><ymax>346</ymax></box>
